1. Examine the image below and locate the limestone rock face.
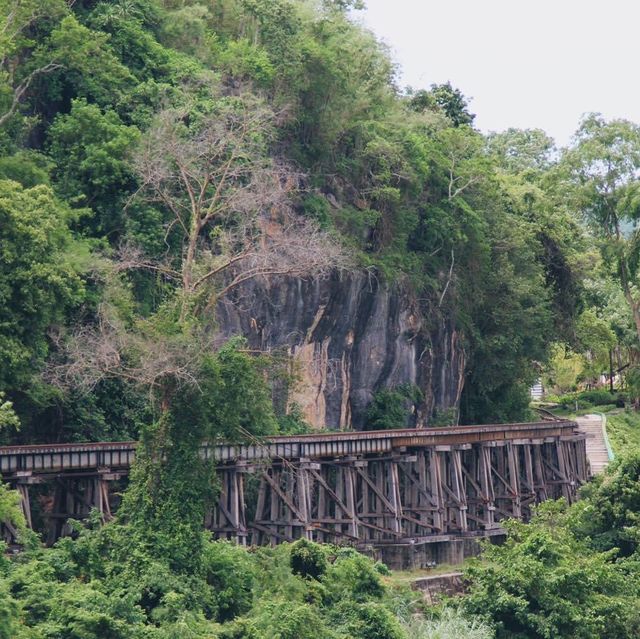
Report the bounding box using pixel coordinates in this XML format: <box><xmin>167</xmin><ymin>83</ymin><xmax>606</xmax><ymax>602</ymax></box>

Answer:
<box><xmin>216</xmin><ymin>272</ymin><xmax>465</xmax><ymax>430</ymax></box>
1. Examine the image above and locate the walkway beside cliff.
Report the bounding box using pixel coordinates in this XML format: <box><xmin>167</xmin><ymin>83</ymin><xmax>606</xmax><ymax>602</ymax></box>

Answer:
<box><xmin>576</xmin><ymin>413</ymin><xmax>611</xmax><ymax>475</ymax></box>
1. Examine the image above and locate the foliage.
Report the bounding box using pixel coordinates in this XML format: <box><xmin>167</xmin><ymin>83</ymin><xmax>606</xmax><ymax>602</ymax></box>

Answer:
<box><xmin>462</xmin><ymin>452</ymin><xmax>640</xmax><ymax>638</ymax></box>
<box><xmin>408</xmin><ymin>82</ymin><xmax>475</xmax><ymax>127</ymax></box>
<box><xmin>0</xmin><ymin>534</ymin><xmax>424</xmax><ymax>639</ymax></box>
<box><xmin>0</xmin><ymin>392</ymin><xmax>18</xmax><ymax>434</ymax></box>
<box><xmin>47</xmin><ymin>99</ymin><xmax>140</xmax><ymax>238</ymax></box>
<box><xmin>0</xmin><ymin>180</ymin><xmax>84</xmax><ymax>392</ymax></box>
<box><xmin>546</xmin><ymin>389</ymin><xmax>620</xmax><ymax>410</ymax></box>
<box><xmin>290</xmin><ymin>538</ymin><xmax>328</xmax><ymax>579</ymax></box>
<box><xmin>404</xmin><ymin>607</ymin><xmax>494</xmax><ymax>639</ymax></box>
<box><xmin>322</xmin><ymin>547</ymin><xmax>386</xmax><ymax>603</ymax></box>
<box><xmin>202</xmin><ymin>540</ymin><xmax>255</xmax><ymax>622</ymax></box>
<box><xmin>0</xmin><ymin>481</ymin><xmax>25</xmax><ymax>539</ymax></box>
<box><xmin>3</xmin><ymin>2</ymin><xmax>640</xmax><ymax>637</ymax></box>
<box><xmin>0</xmin><ymin>0</ymin><xmax>599</xmax><ymax>437</ymax></box>
<box><xmin>463</xmin><ymin>501</ymin><xmax>640</xmax><ymax>639</ymax></box>
<box><xmin>118</xmin><ymin>341</ymin><xmax>279</xmax><ymax>572</ymax></box>
<box><xmin>572</xmin><ymin>453</ymin><xmax>640</xmax><ymax>557</ymax></box>
<box><xmin>544</xmin><ymin>343</ymin><xmax>585</xmax><ymax>393</ymax></box>
<box><xmin>365</xmin><ymin>384</ymin><xmax>424</xmax><ymax>430</ymax></box>
<box><xmin>561</xmin><ymin>114</ymin><xmax>640</xmax><ymax>361</ymax></box>
<box><xmin>606</xmin><ymin>410</ymin><xmax>640</xmax><ymax>456</ymax></box>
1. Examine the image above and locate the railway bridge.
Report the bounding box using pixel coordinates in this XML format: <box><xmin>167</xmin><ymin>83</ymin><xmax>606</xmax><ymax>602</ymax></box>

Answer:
<box><xmin>0</xmin><ymin>420</ymin><xmax>589</xmax><ymax>565</ymax></box>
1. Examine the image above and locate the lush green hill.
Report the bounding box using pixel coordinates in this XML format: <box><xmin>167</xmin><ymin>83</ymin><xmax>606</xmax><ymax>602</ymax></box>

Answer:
<box><xmin>0</xmin><ymin>0</ymin><xmax>589</xmax><ymax>445</ymax></box>
<box><xmin>2</xmin><ymin>1</ymin><xmax>640</xmax><ymax>637</ymax></box>
<box><xmin>606</xmin><ymin>410</ymin><xmax>640</xmax><ymax>456</ymax></box>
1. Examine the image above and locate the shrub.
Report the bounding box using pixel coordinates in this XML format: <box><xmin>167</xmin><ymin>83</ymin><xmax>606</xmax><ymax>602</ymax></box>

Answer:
<box><xmin>202</xmin><ymin>541</ymin><xmax>255</xmax><ymax>622</ymax></box>
<box><xmin>342</xmin><ymin>602</ymin><xmax>406</xmax><ymax>639</ymax></box>
<box><xmin>577</xmin><ymin>389</ymin><xmax>615</xmax><ymax>406</ymax></box>
<box><xmin>322</xmin><ymin>549</ymin><xmax>385</xmax><ymax>603</ymax></box>
<box><xmin>290</xmin><ymin>539</ymin><xmax>327</xmax><ymax>580</ymax></box>
<box><xmin>248</xmin><ymin>599</ymin><xmax>335</xmax><ymax>639</ymax></box>
<box><xmin>365</xmin><ymin>385</ymin><xmax>424</xmax><ymax>430</ymax></box>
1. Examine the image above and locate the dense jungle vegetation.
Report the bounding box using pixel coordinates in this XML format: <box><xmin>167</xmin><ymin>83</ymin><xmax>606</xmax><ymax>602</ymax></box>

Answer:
<box><xmin>2</xmin><ymin>0</ymin><xmax>640</xmax><ymax>636</ymax></box>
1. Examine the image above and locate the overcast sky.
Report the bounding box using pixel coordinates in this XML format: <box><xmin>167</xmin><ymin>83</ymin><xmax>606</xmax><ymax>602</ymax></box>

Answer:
<box><xmin>355</xmin><ymin>0</ymin><xmax>640</xmax><ymax>147</ymax></box>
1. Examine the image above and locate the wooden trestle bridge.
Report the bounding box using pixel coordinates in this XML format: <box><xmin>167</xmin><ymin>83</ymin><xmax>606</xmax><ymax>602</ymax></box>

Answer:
<box><xmin>1</xmin><ymin>420</ymin><xmax>589</xmax><ymax>556</ymax></box>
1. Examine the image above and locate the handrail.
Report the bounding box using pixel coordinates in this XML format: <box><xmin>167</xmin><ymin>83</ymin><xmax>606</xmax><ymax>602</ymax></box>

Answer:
<box><xmin>594</xmin><ymin>411</ymin><xmax>615</xmax><ymax>462</ymax></box>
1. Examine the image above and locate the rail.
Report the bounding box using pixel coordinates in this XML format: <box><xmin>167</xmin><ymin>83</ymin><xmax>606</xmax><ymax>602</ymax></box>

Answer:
<box><xmin>0</xmin><ymin>420</ymin><xmax>579</xmax><ymax>475</ymax></box>
<box><xmin>593</xmin><ymin>411</ymin><xmax>615</xmax><ymax>462</ymax></box>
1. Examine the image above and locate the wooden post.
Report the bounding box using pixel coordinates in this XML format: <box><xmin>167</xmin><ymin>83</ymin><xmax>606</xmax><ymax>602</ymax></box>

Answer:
<box><xmin>17</xmin><ymin>483</ymin><xmax>32</xmax><ymax>529</ymax></box>
<box><xmin>506</xmin><ymin>444</ymin><xmax>521</xmax><ymax>519</ymax></box>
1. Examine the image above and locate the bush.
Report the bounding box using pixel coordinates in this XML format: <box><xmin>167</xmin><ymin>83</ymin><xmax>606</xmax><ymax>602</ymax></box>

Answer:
<box><xmin>248</xmin><ymin>599</ymin><xmax>335</xmax><ymax>639</ymax></box>
<box><xmin>322</xmin><ymin>549</ymin><xmax>385</xmax><ymax>604</ymax></box>
<box><xmin>577</xmin><ymin>389</ymin><xmax>616</xmax><ymax>406</ymax></box>
<box><xmin>548</xmin><ymin>389</ymin><xmax>617</xmax><ymax>409</ymax></box>
<box><xmin>202</xmin><ymin>541</ymin><xmax>255</xmax><ymax>622</ymax></box>
<box><xmin>365</xmin><ymin>385</ymin><xmax>424</xmax><ymax>430</ymax></box>
<box><xmin>290</xmin><ymin>539</ymin><xmax>327</xmax><ymax>580</ymax></box>
<box><xmin>463</xmin><ymin>504</ymin><xmax>638</xmax><ymax>639</ymax></box>
<box><xmin>341</xmin><ymin>602</ymin><xmax>406</xmax><ymax>639</ymax></box>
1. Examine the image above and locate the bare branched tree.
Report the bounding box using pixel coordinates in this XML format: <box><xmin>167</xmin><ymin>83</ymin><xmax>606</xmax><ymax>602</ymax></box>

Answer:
<box><xmin>46</xmin><ymin>298</ymin><xmax>209</xmax><ymax>396</ymax></box>
<box><xmin>131</xmin><ymin>93</ymin><xmax>348</xmax><ymax>318</ymax></box>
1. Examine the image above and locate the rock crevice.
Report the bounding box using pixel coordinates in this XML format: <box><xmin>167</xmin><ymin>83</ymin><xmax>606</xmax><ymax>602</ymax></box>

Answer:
<box><xmin>216</xmin><ymin>272</ymin><xmax>465</xmax><ymax>429</ymax></box>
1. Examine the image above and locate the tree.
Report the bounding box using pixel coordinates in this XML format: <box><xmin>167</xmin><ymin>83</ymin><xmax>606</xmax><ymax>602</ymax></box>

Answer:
<box><xmin>544</xmin><ymin>343</ymin><xmax>585</xmax><ymax>394</ymax></box>
<box><xmin>409</xmin><ymin>82</ymin><xmax>475</xmax><ymax>127</ymax></box>
<box><xmin>132</xmin><ymin>92</ymin><xmax>346</xmax><ymax>321</ymax></box>
<box><xmin>0</xmin><ymin>0</ymin><xmax>67</xmax><ymax>128</ymax></box>
<box><xmin>562</xmin><ymin>114</ymin><xmax>640</xmax><ymax>346</ymax></box>
<box><xmin>51</xmin><ymin>92</ymin><xmax>346</xmax><ymax>393</ymax></box>
<box><xmin>0</xmin><ymin>392</ymin><xmax>18</xmax><ymax>433</ymax></box>
<box><xmin>464</xmin><ymin>503</ymin><xmax>639</xmax><ymax>639</ymax></box>
<box><xmin>487</xmin><ymin>128</ymin><xmax>556</xmax><ymax>174</ymax></box>
<box><xmin>0</xmin><ymin>180</ymin><xmax>83</xmax><ymax>392</ymax></box>
<box><xmin>47</xmin><ymin>99</ymin><xmax>140</xmax><ymax>238</ymax></box>
<box><xmin>0</xmin><ymin>6</ymin><xmax>133</xmax><ymax>131</ymax></box>
<box><xmin>47</xmin><ymin>91</ymin><xmax>346</xmax><ymax>572</ymax></box>
<box><xmin>572</xmin><ymin>453</ymin><xmax>640</xmax><ymax>557</ymax></box>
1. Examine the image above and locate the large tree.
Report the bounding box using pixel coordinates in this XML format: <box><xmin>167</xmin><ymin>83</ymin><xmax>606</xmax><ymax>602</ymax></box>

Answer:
<box><xmin>563</xmin><ymin>114</ymin><xmax>640</xmax><ymax>345</ymax></box>
<box><xmin>0</xmin><ymin>180</ymin><xmax>83</xmax><ymax>392</ymax></box>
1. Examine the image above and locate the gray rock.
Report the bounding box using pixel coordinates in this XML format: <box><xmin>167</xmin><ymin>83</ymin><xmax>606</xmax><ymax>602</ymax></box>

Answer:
<box><xmin>216</xmin><ymin>271</ymin><xmax>465</xmax><ymax>429</ymax></box>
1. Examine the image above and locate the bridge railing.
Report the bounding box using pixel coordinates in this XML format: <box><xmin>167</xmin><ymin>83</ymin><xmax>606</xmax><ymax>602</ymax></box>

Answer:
<box><xmin>0</xmin><ymin>420</ymin><xmax>578</xmax><ymax>473</ymax></box>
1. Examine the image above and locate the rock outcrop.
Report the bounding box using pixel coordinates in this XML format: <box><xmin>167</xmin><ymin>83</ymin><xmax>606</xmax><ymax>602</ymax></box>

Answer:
<box><xmin>216</xmin><ymin>271</ymin><xmax>465</xmax><ymax>430</ymax></box>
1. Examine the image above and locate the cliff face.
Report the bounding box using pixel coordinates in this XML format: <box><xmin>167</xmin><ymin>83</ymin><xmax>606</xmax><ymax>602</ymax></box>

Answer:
<box><xmin>216</xmin><ymin>272</ymin><xmax>465</xmax><ymax>430</ymax></box>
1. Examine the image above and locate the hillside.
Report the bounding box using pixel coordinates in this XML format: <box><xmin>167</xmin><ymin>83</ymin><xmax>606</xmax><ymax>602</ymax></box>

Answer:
<box><xmin>0</xmin><ymin>0</ymin><xmax>588</xmax><ymax>445</ymax></box>
<box><xmin>2</xmin><ymin>1</ymin><xmax>640</xmax><ymax>638</ymax></box>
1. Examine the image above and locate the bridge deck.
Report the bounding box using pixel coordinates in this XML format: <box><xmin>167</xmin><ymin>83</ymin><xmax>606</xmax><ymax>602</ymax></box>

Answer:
<box><xmin>0</xmin><ymin>421</ymin><xmax>578</xmax><ymax>474</ymax></box>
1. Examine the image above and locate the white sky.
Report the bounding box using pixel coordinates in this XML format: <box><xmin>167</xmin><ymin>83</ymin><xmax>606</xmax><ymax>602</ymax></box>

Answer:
<box><xmin>355</xmin><ymin>0</ymin><xmax>640</xmax><ymax>147</ymax></box>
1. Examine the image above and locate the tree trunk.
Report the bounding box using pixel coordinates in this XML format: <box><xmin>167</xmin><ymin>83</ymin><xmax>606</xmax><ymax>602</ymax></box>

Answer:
<box><xmin>620</xmin><ymin>263</ymin><xmax>640</xmax><ymax>344</ymax></box>
<box><xmin>180</xmin><ymin>220</ymin><xmax>201</xmax><ymax>321</ymax></box>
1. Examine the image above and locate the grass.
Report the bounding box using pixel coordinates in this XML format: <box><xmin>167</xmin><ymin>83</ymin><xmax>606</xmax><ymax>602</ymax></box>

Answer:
<box><xmin>605</xmin><ymin>409</ymin><xmax>640</xmax><ymax>456</ymax></box>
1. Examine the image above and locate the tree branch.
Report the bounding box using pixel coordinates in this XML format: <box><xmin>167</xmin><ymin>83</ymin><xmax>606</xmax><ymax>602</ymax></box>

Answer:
<box><xmin>0</xmin><ymin>62</ymin><xmax>62</xmax><ymax>128</ymax></box>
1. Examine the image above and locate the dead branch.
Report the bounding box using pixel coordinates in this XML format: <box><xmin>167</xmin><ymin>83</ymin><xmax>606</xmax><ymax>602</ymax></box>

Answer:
<box><xmin>438</xmin><ymin>248</ymin><xmax>455</xmax><ymax>307</ymax></box>
<box><xmin>0</xmin><ymin>62</ymin><xmax>62</xmax><ymax>128</ymax></box>
<box><xmin>45</xmin><ymin>305</ymin><xmax>210</xmax><ymax>394</ymax></box>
